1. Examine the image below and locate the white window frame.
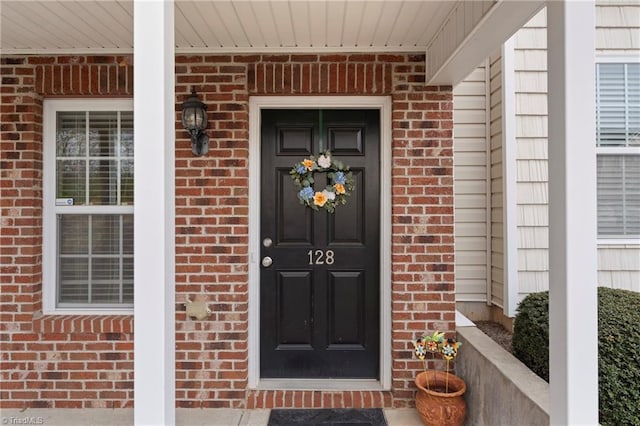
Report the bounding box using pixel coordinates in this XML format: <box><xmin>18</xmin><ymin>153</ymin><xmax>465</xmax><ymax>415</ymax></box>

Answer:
<box><xmin>595</xmin><ymin>55</ymin><xmax>640</xmax><ymax>245</ymax></box>
<box><xmin>43</xmin><ymin>99</ymin><xmax>134</xmax><ymax>315</ymax></box>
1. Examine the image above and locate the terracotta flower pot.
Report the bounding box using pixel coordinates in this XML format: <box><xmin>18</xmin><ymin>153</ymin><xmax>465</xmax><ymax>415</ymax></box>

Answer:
<box><xmin>415</xmin><ymin>370</ymin><xmax>467</xmax><ymax>426</ymax></box>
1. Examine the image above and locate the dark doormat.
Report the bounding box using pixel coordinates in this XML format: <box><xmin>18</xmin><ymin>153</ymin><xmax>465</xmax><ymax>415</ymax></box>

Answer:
<box><xmin>268</xmin><ymin>408</ymin><xmax>387</xmax><ymax>425</ymax></box>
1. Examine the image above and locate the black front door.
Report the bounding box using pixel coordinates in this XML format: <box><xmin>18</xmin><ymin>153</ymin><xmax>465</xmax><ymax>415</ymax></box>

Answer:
<box><xmin>260</xmin><ymin>109</ymin><xmax>380</xmax><ymax>379</ymax></box>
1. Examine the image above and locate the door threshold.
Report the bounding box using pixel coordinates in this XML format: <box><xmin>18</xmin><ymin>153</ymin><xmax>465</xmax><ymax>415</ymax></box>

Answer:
<box><xmin>256</xmin><ymin>378</ymin><xmax>384</xmax><ymax>391</ymax></box>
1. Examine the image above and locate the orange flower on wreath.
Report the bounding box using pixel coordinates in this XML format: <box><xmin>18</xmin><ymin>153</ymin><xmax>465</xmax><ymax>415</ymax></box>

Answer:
<box><xmin>303</xmin><ymin>159</ymin><xmax>314</xmax><ymax>171</ymax></box>
<box><xmin>313</xmin><ymin>191</ymin><xmax>328</xmax><ymax>207</ymax></box>
<box><xmin>334</xmin><ymin>183</ymin><xmax>345</xmax><ymax>194</ymax></box>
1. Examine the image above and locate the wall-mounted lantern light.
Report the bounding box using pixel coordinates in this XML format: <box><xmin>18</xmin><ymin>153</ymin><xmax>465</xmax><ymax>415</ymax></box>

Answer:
<box><xmin>181</xmin><ymin>87</ymin><xmax>209</xmax><ymax>156</ymax></box>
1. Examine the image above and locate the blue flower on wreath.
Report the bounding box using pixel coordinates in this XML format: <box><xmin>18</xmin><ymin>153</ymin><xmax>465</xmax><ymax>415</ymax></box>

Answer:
<box><xmin>333</xmin><ymin>171</ymin><xmax>346</xmax><ymax>184</ymax></box>
<box><xmin>296</xmin><ymin>165</ymin><xmax>306</xmax><ymax>174</ymax></box>
<box><xmin>299</xmin><ymin>187</ymin><xmax>314</xmax><ymax>200</ymax></box>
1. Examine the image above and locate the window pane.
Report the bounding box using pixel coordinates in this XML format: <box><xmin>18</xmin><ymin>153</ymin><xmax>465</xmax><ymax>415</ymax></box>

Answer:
<box><xmin>123</xmin><ymin>258</ymin><xmax>133</xmax><ymax>303</ymax></box>
<box><xmin>123</xmin><ymin>215</ymin><xmax>133</xmax><ymax>254</ymax></box>
<box><xmin>597</xmin><ymin>63</ymin><xmax>640</xmax><ymax>147</ymax></box>
<box><xmin>89</xmin><ymin>159</ymin><xmax>117</xmax><ymax>205</ymax></box>
<box><xmin>626</xmin><ymin>155</ymin><xmax>640</xmax><ymax>234</ymax></box>
<box><xmin>59</xmin><ymin>215</ymin><xmax>88</xmax><ymax>254</ymax></box>
<box><xmin>56</xmin><ymin>160</ymin><xmax>86</xmax><ymax>205</ymax></box>
<box><xmin>628</xmin><ymin>64</ymin><xmax>640</xmax><ymax>146</ymax></box>
<box><xmin>92</xmin><ymin>258</ymin><xmax>121</xmax><ymax>303</ymax></box>
<box><xmin>92</xmin><ymin>215</ymin><xmax>120</xmax><ymax>254</ymax></box>
<box><xmin>121</xmin><ymin>111</ymin><xmax>134</xmax><ymax>156</ymax></box>
<box><xmin>59</xmin><ymin>258</ymin><xmax>88</xmax><ymax>303</ymax></box>
<box><xmin>56</xmin><ymin>112</ymin><xmax>86</xmax><ymax>157</ymax></box>
<box><xmin>597</xmin><ymin>64</ymin><xmax>626</xmax><ymax>146</ymax></box>
<box><xmin>121</xmin><ymin>159</ymin><xmax>134</xmax><ymax>205</ymax></box>
<box><xmin>57</xmin><ymin>214</ymin><xmax>134</xmax><ymax>305</ymax></box>
<box><xmin>89</xmin><ymin>112</ymin><xmax>117</xmax><ymax>157</ymax></box>
<box><xmin>597</xmin><ymin>154</ymin><xmax>640</xmax><ymax>237</ymax></box>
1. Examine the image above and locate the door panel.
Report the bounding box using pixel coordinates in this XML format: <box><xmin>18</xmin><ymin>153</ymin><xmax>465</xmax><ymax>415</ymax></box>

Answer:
<box><xmin>328</xmin><ymin>271</ymin><xmax>365</xmax><ymax>346</ymax></box>
<box><xmin>277</xmin><ymin>271</ymin><xmax>313</xmax><ymax>346</ymax></box>
<box><xmin>329</xmin><ymin>169</ymin><xmax>365</xmax><ymax>244</ymax></box>
<box><xmin>277</xmin><ymin>169</ymin><xmax>313</xmax><ymax>244</ymax></box>
<box><xmin>328</xmin><ymin>127</ymin><xmax>364</xmax><ymax>154</ymax></box>
<box><xmin>278</xmin><ymin>127</ymin><xmax>314</xmax><ymax>154</ymax></box>
<box><xmin>260</xmin><ymin>109</ymin><xmax>380</xmax><ymax>379</ymax></box>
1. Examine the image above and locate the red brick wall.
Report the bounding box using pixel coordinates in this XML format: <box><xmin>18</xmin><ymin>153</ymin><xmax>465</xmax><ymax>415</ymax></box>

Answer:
<box><xmin>173</xmin><ymin>55</ymin><xmax>250</xmax><ymax>408</ymax></box>
<box><xmin>388</xmin><ymin>58</ymin><xmax>455</xmax><ymax>403</ymax></box>
<box><xmin>1</xmin><ymin>56</ymin><xmax>134</xmax><ymax>408</ymax></box>
<box><xmin>1</xmin><ymin>53</ymin><xmax>454</xmax><ymax>409</ymax></box>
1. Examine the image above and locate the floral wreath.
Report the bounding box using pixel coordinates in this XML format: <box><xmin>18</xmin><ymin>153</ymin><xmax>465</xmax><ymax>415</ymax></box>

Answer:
<box><xmin>289</xmin><ymin>151</ymin><xmax>355</xmax><ymax>213</ymax></box>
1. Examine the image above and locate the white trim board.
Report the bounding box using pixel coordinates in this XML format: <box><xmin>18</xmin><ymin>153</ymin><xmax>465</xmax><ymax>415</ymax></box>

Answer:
<box><xmin>501</xmin><ymin>36</ymin><xmax>519</xmax><ymax>319</ymax></box>
<box><xmin>247</xmin><ymin>96</ymin><xmax>392</xmax><ymax>390</ymax></box>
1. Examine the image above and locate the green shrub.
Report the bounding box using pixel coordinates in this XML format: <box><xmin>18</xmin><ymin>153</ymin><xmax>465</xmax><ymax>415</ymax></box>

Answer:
<box><xmin>512</xmin><ymin>291</ymin><xmax>549</xmax><ymax>381</ymax></box>
<box><xmin>511</xmin><ymin>287</ymin><xmax>640</xmax><ymax>426</ymax></box>
<box><xmin>598</xmin><ymin>287</ymin><xmax>640</xmax><ymax>425</ymax></box>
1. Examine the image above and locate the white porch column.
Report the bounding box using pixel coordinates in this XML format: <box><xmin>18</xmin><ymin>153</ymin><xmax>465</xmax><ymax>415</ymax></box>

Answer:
<box><xmin>133</xmin><ymin>1</ymin><xmax>175</xmax><ymax>425</ymax></box>
<box><xmin>547</xmin><ymin>2</ymin><xmax>598</xmax><ymax>425</ymax></box>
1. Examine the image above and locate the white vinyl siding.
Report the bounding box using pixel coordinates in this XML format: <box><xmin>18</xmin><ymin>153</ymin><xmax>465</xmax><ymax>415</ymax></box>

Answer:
<box><xmin>454</xmin><ymin>63</ymin><xmax>490</xmax><ymax>303</ymax></box>
<box><xmin>43</xmin><ymin>99</ymin><xmax>134</xmax><ymax>313</ymax></box>
<box><xmin>513</xmin><ymin>9</ymin><xmax>550</xmax><ymax>297</ymax></box>
<box><xmin>489</xmin><ymin>50</ymin><xmax>505</xmax><ymax>308</ymax></box>
<box><xmin>596</xmin><ymin>1</ymin><xmax>640</xmax><ymax>54</ymax></box>
<box><xmin>452</xmin><ymin>1</ymin><xmax>640</xmax><ymax>309</ymax></box>
<box><xmin>598</xmin><ymin>244</ymin><xmax>640</xmax><ymax>292</ymax></box>
<box><xmin>509</xmin><ymin>4</ymin><xmax>639</xmax><ymax>300</ymax></box>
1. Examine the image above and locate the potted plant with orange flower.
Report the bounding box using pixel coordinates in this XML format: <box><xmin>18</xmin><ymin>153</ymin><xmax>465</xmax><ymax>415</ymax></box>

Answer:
<box><xmin>413</xmin><ymin>331</ymin><xmax>466</xmax><ymax>426</ymax></box>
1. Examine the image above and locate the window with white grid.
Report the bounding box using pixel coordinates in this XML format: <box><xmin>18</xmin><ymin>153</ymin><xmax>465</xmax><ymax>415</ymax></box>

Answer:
<box><xmin>596</xmin><ymin>62</ymin><xmax>640</xmax><ymax>239</ymax></box>
<box><xmin>44</xmin><ymin>99</ymin><xmax>134</xmax><ymax>312</ymax></box>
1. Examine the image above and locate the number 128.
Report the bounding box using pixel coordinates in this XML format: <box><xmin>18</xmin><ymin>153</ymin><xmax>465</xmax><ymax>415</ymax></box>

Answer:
<box><xmin>307</xmin><ymin>249</ymin><xmax>335</xmax><ymax>265</ymax></box>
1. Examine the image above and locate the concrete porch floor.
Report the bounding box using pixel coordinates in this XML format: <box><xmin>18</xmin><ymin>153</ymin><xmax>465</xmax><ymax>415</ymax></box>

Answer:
<box><xmin>0</xmin><ymin>408</ymin><xmax>423</xmax><ymax>425</ymax></box>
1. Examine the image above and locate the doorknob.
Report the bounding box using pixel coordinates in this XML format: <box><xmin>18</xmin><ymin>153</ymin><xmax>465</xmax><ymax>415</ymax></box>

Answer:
<box><xmin>261</xmin><ymin>256</ymin><xmax>273</xmax><ymax>268</ymax></box>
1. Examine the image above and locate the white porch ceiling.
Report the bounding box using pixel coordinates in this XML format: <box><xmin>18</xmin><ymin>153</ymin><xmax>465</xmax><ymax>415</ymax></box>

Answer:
<box><xmin>1</xmin><ymin>0</ymin><xmax>459</xmax><ymax>54</ymax></box>
<box><xmin>1</xmin><ymin>0</ymin><xmax>545</xmax><ymax>84</ymax></box>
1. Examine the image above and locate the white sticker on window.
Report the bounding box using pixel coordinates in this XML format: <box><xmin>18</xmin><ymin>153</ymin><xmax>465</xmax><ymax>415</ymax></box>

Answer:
<box><xmin>55</xmin><ymin>198</ymin><xmax>74</xmax><ymax>206</ymax></box>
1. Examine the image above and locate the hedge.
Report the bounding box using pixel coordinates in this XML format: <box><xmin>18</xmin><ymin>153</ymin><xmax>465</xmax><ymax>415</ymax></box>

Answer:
<box><xmin>512</xmin><ymin>287</ymin><xmax>640</xmax><ymax>426</ymax></box>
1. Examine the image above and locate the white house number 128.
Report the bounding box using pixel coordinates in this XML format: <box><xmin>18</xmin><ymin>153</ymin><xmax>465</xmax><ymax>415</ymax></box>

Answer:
<box><xmin>307</xmin><ymin>249</ymin><xmax>335</xmax><ymax>265</ymax></box>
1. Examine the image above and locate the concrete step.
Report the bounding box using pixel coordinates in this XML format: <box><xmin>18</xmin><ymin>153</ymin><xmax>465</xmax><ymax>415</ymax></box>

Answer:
<box><xmin>0</xmin><ymin>408</ymin><xmax>423</xmax><ymax>426</ymax></box>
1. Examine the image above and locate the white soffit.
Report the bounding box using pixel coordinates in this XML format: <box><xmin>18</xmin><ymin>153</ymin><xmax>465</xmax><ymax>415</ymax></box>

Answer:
<box><xmin>2</xmin><ymin>1</ymin><xmax>544</xmax><ymax>86</ymax></box>
<box><xmin>1</xmin><ymin>0</ymin><xmax>458</xmax><ymax>54</ymax></box>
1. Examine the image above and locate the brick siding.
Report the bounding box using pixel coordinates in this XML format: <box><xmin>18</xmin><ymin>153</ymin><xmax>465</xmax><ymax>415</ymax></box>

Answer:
<box><xmin>1</xmin><ymin>54</ymin><xmax>453</xmax><ymax>409</ymax></box>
